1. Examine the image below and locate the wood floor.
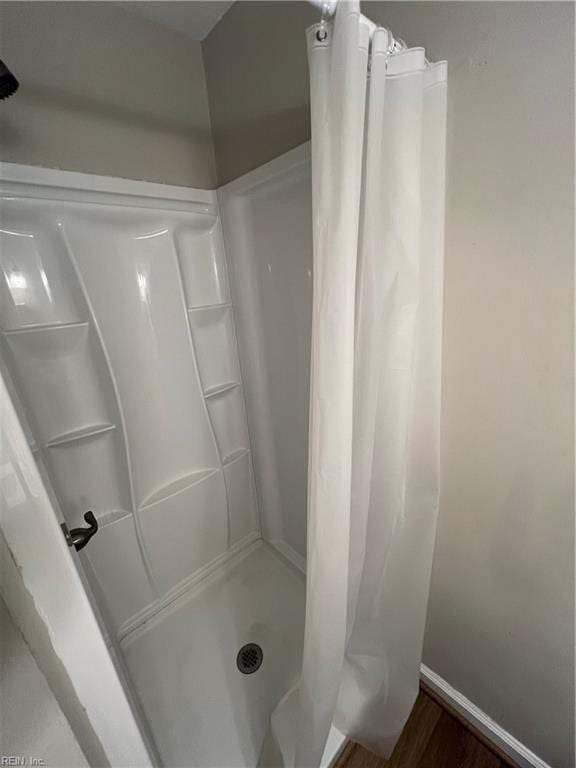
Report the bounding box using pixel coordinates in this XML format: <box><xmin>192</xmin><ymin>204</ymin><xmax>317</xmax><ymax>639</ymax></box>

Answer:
<box><xmin>334</xmin><ymin>687</ymin><xmax>515</xmax><ymax>768</ymax></box>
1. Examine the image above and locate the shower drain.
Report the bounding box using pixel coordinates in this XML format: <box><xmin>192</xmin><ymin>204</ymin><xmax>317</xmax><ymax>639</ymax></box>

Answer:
<box><xmin>236</xmin><ymin>643</ymin><xmax>263</xmax><ymax>674</ymax></box>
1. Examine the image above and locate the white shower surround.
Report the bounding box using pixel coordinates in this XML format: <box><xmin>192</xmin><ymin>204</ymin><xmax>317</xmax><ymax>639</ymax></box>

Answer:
<box><xmin>0</xmin><ymin>158</ymin><xmax>347</xmax><ymax>768</ymax></box>
<box><xmin>0</xmin><ymin>164</ymin><xmax>260</xmax><ymax>643</ymax></box>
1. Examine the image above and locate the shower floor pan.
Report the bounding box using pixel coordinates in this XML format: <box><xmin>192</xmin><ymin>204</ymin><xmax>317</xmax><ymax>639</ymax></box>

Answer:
<box><xmin>122</xmin><ymin>541</ymin><xmax>306</xmax><ymax>767</ymax></box>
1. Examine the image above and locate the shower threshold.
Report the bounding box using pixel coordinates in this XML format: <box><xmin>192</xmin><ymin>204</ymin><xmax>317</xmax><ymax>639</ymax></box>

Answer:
<box><xmin>121</xmin><ymin>541</ymin><xmax>306</xmax><ymax>767</ymax></box>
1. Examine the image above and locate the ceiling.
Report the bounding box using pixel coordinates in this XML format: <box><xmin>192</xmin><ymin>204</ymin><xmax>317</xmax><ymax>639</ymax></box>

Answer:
<box><xmin>117</xmin><ymin>1</ymin><xmax>235</xmax><ymax>41</ymax></box>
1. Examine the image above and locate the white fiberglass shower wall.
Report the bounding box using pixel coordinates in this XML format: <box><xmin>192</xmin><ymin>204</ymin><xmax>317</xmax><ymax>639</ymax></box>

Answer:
<box><xmin>0</xmin><ymin>159</ymin><xmax>319</xmax><ymax>768</ymax></box>
<box><xmin>219</xmin><ymin>145</ymin><xmax>313</xmax><ymax>572</ymax></box>
<box><xmin>0</xmin><ymin>171</ymin><xmax>260</xmax><ymax>641</ymax></box>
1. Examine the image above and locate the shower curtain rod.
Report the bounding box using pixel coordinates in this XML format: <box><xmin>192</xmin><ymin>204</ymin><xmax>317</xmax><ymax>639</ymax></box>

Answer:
<box><xmin>307</xmin><ymin>0</ymin><xmax>401</xmax><ymax>48</ymax></box>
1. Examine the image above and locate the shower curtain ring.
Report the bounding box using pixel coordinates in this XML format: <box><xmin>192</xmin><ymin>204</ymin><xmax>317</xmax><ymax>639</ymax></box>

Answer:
<box><xmin>316</xmin><ymin>21</ymin><xmax>328</xmax><ymax>42</ymax></box>
<box><xmin>316</xmin><ymin>0</ymin><xmax>330</xmax><ymax>41</ymax></box>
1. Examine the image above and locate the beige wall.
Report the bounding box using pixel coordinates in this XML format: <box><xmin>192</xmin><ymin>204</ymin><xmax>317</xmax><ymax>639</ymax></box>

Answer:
<box><xmin>205</xmin><ymin>3</ymin><xmax>574</xmax><ymax>766</ymax></box>
<box><xmin>375</xmin><ymin>6</ymin><xmax>573</xmax><ymax>767</ymax></box>
<box><xmin>203</xmin><ymin>1</ymin><xmax>317</xmax><ymax>185</ymax></box>
<box><xmin>0</xmin><ymin>2</ymin><xmax>216</xmax><ymax>187</ymax></box>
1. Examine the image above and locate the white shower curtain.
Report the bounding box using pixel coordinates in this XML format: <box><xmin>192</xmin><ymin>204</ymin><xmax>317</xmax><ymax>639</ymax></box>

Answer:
<box><xmin>261</xmin><ymin>3</ymin><xmax>447</xmax><ymax>766</ymax></box>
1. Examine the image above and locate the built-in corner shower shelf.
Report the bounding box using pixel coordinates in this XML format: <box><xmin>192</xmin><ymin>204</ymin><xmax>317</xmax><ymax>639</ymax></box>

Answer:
<box><xmin>45</xmin><ymin>422</ymin><xmax>117</xmax><ymax>448</ymax></box>
<box><xmin>204</xmin><ymin>381</ymin><xmax>240</xmax><ymax>399</ymax></box>
<box><xmin>139</xmin><ymin>468</ymin><xmax>220</xmax><ymax>511</ymax></box>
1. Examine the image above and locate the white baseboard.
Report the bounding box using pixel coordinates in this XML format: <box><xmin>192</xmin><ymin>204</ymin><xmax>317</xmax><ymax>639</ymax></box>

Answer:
<box><xmin>420</xmin><ymin>665</ymin><xmax>551</xmax><ymax>768</ymax></box>
<box><xmin>322</xmin><ymin>726</ymin><xmax>347</xmax><ymax>768</ymax></box>
<box><xmin>322</xmin><ymin>666</ymin><xmax>551</xmax><ymax>768</ymax></box>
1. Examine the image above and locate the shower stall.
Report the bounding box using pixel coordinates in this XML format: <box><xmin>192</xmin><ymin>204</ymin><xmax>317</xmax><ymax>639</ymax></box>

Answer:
<box><xmin>0</xmin><ymin>145</ymin><xmax>328</xmax><ymax>767</ymax></box>
<box><xmin>0</xmin><ymin>0</ymin><xmax>449</xmax><ymax>760</ymax></box>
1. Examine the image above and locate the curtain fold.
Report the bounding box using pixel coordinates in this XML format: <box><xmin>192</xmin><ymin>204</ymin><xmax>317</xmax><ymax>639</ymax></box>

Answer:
<box><xmin>335</xmin><ymin>40</ymin><xmax>448</xmax><ymax>757</ymax></box>
<box><xmin>260</xmin><ymin>3</ymin><xmax>447</xmax><ymax>765</ymax></box>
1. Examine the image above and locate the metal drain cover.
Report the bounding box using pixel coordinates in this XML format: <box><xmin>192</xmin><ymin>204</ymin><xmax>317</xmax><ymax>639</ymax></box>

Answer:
<box><xmin>236</xmin><ymin>643</ymin><xmax>263</xmax><ymax>674</ymax></box>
